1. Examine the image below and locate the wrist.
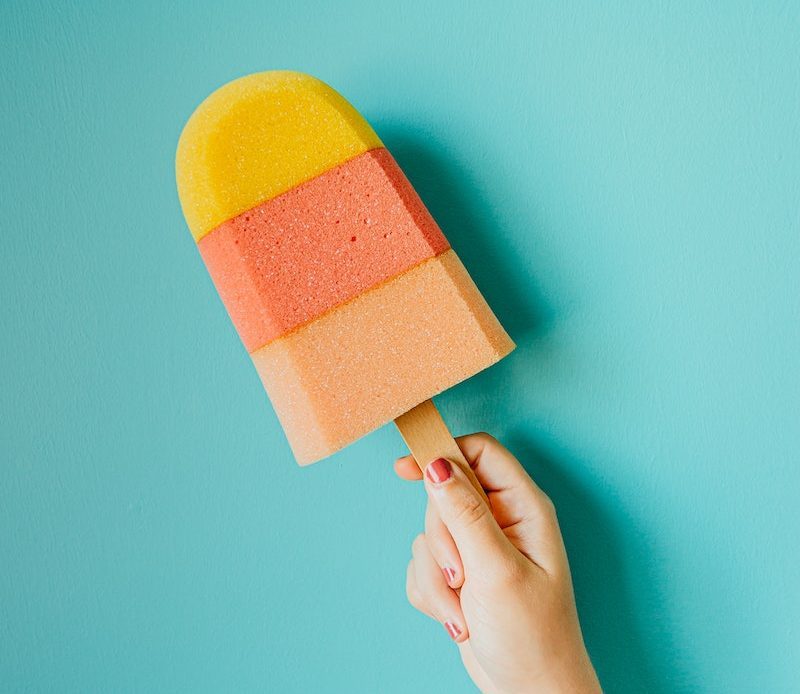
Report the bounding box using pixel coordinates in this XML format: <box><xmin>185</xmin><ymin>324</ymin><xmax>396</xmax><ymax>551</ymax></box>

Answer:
<box><xmin>533</xmin><ymin>651</ymin><xmax>600</xmax><ymax>693</ymax></box>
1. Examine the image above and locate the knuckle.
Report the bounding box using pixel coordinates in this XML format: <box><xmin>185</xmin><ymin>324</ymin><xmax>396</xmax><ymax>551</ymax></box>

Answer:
<box><xmin>425</xmin><ymin>523</ymin><xmax>448</xmax><ymax>552</ymax></box>
<box><xmin>541</xmin><ymin>493</ymin><xmax>557</xmax><ymax>517</ymax></box>
<box><xmin>451</xmin><ymin>495</ymin><xmax>489</xmax><ymax>529</ymax></box>
<box><xmin>411</xmin><ymin>533</ymin><xmax>427</xmax><ymax>554</ymax></box>
<box><xmin>491</xmin><ymin>559</ymin><xmax>527</xmax><ymax>590</ymax></box>
<box><xmin>406</xmin><ymin>565</ymin><xmax>421</xmax><ymax>608</ymax></box>
<box><xmin>538</xmin><ymin>494</ymin><xmax>560</xmax><ymax>526</ymax></box>
<box><xmin>406</xmin><ymin>585</ymin><xmax>423</xmax><ymax>610</ymax></box>
<box><xmin>472</xmin><ymin>431</ymin><xmax>498</xmax><ymax>448</ymax></box>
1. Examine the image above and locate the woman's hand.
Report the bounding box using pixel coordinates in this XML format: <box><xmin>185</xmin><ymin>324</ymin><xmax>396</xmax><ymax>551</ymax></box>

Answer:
<box><xmin>396</xmin><ymin>433</ymin><xmax>600</xmax><ymax>693</ymax></box>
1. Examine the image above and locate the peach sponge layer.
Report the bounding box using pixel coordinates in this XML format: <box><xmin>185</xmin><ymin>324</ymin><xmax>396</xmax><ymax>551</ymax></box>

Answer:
<box><xmin>198</xmin><ymin>148</ymin><xmax>450</xmax><ymax>352</ymax></box>
<box><xmin>251</xmin><ymin>250</ymin><xmax>514</xmax><ymax>465</ymax></box>
<box><xmin>176</xmin><ymin>71</ymin><xmax>382</xmax><ymax>241</ymax></box>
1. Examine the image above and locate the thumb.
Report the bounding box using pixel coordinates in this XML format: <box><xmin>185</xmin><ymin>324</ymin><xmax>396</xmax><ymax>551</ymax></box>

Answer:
<box><xmin>423</xmin><ymin>457</ymin><xmax>513</xmax><ymax>573</ymax></box>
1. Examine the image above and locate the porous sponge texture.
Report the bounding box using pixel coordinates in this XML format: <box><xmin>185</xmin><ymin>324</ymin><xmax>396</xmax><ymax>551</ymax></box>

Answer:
<box><xmin>176</xmin><ymin>71</ymin><xmax>383</xmax><ymax>241</ymax></box>
<box><xmin>251</xmin><ymin>250</ymin><xmax>515</xmax><ymax>465</ymax></box>
<box><xmin>198</xmin><ymin>148</ymin><xmax>450</xmax><ymax>352</ymax></box>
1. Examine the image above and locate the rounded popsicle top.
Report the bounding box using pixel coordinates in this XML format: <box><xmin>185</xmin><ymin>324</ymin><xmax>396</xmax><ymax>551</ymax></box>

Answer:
<box><xmin>176</xmin><ymin>71</ymin><xmax>383</xmax><ymax>241</ymax></box>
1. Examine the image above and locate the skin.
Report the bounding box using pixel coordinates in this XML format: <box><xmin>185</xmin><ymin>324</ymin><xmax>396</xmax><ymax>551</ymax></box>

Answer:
<box><xmin>395</xmin><ymin>433</ymin><xmax>601</xmax><ymax>693</ymax></box>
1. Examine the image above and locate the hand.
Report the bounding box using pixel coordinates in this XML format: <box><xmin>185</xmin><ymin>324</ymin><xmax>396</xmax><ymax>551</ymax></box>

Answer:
<box><xmin>396</xmin><ymin>433</ymin><xmax>600</xmax><ymax>693</ymax></box>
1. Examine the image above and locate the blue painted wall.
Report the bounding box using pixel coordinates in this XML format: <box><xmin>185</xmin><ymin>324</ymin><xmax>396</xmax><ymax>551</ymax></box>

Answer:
<box><xmin>1</xmin><ymin>2</ymin><xmax>798</xmax><ymax>691</ymax></box>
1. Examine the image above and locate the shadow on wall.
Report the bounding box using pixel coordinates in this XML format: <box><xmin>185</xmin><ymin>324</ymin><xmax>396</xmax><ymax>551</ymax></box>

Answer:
<box><xmin>508</xmin><ymin>434</ymin><xmax>674</xmax><ymax>694</ymax></box>
<box><xmin>376</xmin><ymin>125</ymin><xmax>549</xmax><ymax>346</ymax></box>
<box><xmin>379</xmin><ymin>126</ymin><xmax>676</xmax><ymax>693</ymax></box>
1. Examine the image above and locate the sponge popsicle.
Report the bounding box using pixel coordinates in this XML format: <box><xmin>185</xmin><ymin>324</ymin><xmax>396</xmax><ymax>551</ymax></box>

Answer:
<box><xmin>176</xmin><ymin>71</ymin><xmax>514</xmax><ymax>472</ymax></box>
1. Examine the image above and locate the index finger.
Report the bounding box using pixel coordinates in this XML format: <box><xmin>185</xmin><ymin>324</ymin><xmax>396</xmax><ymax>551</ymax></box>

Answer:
<box><xmin>455</xmin><ymin>432</ymin><xmax>541</xmax><ymax>494</ymax></box>
<box><xmin>394</xmin><ymin>455</ymin><xmax>423</xmax><ymax>480</ymax></box>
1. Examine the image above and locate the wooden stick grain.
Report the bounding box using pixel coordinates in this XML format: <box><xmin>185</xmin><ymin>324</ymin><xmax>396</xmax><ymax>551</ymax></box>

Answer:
<box><xmin>394</xmin><ymin>398</ymin><xmax>487</xmax><ymax>502</ymax></box>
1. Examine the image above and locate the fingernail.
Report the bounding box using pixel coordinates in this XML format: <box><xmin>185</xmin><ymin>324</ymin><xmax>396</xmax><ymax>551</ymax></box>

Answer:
<box><xmin>444</xmin><ymin>621</ymin><xmax>462</xmax><ymax>640</ymax></box>
<box><xmin>442</xmin><ymin>567</ymin><xmax>456</xmax><ymax>586</ymax></box>
<box><xmin>425</xmin><ymin>458</ymin><xmax>452</xmax><ymax>485</ymax></box>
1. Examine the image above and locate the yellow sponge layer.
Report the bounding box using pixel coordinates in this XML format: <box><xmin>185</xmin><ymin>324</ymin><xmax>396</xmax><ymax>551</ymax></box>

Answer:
<box><xmin>176</xmin><ymin>71</ymin><xmax>383</xmax><ymax>241</ymax></box>
<box><xmin>251</xmin><ymin>250</ymin><xmax>515</xmax><ymax>465</ymax></box>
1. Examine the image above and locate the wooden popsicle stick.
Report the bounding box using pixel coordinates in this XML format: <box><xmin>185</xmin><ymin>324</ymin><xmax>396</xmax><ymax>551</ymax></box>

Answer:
<box><xmin>394</xmin><ymin>398</ymin><xmax>488</xmax><ymax>503</ymax></box>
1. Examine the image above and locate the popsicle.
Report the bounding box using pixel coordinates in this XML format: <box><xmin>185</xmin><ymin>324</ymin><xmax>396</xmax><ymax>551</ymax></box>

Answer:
<box><xmin>176</xmin><ymin>71</ymin><xmax>514</xmax><ymax>472</ymax></box>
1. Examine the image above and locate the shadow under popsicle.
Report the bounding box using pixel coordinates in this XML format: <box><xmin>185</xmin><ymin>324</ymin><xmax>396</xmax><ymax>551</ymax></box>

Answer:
<box><xmin>375</xmin><ymin>126</ymin><xmax>549</xmax><ymax>345</ymax></box>
<box><xmin>376</xmin><ymin>127</ymin><xmax>674</xmax><ymax>693</ymax></box>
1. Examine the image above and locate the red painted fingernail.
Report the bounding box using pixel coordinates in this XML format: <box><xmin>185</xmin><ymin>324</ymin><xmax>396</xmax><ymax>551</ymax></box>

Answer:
<box><xmin>425</xmin><ymin>458</ymin><xmax>452</xmax><ymax>484</ymax></box>
<box><xmin>444</xmin><ymin>621</ymin><xmax>462</xmax><ymax>640</ymax></box>
<box><xmin>442</xmin><ymin>567</ymin><xmax>456</xmax><ymax>586</ymax></box>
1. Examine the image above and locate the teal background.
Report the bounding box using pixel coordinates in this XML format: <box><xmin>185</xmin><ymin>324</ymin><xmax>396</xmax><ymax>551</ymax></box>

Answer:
<box><xmin>1</xmin><ymin>1</ymin><xmax>798</xmax><ymax>691</ymax></box>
